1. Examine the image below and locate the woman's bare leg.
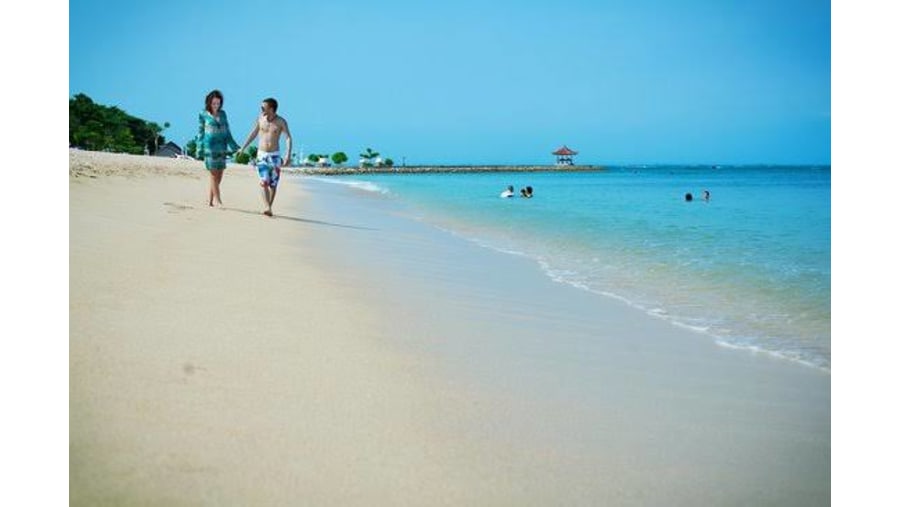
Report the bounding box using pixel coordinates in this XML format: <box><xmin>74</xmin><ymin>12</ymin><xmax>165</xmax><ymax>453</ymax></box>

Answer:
<box><xmin>212</xmin><ymin>170</ymin><xmax>225</xmax><ymax>206</ymax></box>
<box><xmin>207</xmin><ymin>170</ymin><xmax>217</xmax><ymax>206</ymax></box>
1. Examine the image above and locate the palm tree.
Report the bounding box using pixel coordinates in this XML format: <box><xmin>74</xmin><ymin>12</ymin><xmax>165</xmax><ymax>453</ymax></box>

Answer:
<box><xmin>148</xmin><ymin>121</ymin><xmax>170</xmax><ymax>154</ymax></box>
<box><xmin>359</xmin><ymin>147</ymin><xmax>379</xmax><ymax>167</ymax></box>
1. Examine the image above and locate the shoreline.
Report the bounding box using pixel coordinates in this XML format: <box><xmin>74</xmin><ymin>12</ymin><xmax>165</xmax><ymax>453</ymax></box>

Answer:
<box><xmin>308</xmin><ymin>169</ymin><xmax>831</xmax><ymax>373</ymax></box>
<box><xmin>297</xmin><ymin>174</ymin><xmax>831</xmax><ymax>504</ymax></box>
<box><xmin>288</xmin><ymin>165</ymin><xmax>606</xmax><ymax>175</ymax></box>
<box><xmin>71</xmin><ymin>150</ymin><xmax>829</xmax><ymax>505</ymax></box>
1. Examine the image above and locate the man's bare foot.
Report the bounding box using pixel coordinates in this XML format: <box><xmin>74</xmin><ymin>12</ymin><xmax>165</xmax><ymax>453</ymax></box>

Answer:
<box><xmin>263</xmin><ymin>210</ymin><xmax>273</xmax><ymax>217</ymax></box>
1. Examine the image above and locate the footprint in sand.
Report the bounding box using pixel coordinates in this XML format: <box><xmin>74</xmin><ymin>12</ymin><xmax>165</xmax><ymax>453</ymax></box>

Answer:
<box><xmin>163</xmin><ymin>202</ymin><xmax>195</xmax><ymax>213</ymax></box>
<box><xmin>182</xmin><ymin>362</ymin><xmax>207</xmax><ymax>379</ymax></box>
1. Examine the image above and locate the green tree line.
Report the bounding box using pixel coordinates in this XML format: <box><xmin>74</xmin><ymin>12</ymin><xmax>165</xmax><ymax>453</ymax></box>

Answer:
<box><xmin>69</xmin><ymin>93</ymin><xmax>169</xmax><ymax>154</ymax></box>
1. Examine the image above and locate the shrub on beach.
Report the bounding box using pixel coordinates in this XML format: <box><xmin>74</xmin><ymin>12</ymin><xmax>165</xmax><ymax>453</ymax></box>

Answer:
<box><xmin>231</xmin><ymin>146</ymin><xmax>257</xmax><ymax>164</ymax></box>
<box><xmin>331</xmin><ymin>152</ymin><xmax>348</xmax><ymax>166</ymax></box>
<box><xmin>233</xmin><ymin>151</ymin><xmax>252</xmax><ymax>164</ymax></box>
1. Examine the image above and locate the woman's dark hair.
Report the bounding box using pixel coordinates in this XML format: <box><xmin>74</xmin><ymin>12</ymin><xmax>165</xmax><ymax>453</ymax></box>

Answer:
<box><xmin>205</xmin><ymin>89</ymin><xmax>224</xmax><ymax>113</ymax></box>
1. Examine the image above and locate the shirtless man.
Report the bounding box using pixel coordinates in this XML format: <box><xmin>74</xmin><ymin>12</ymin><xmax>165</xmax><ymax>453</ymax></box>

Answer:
<box><xmin>237</xmin><ymin>98</ymin><xmax>292</xmax><ymax>216</ymax></box>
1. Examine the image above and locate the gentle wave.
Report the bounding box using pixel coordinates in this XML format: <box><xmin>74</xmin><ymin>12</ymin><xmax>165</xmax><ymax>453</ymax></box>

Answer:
<box><xmin>305</xmin><ymin>176</ymin><xmax>390</xmax><ymax>194</ymax></box>
<box><xmin>438</xmin><ymin>224</ymin><xmax>831</xmax><ymax>373</ymax></box>
<box><xmin>323</xmin><ymin>169</ymin><xmax>830</xmax><ymax>373</ymax></box>
<box><xmin>713</xmin><ymin>340</ymin><xmax>828</xmax><ymax>372</ymax></box>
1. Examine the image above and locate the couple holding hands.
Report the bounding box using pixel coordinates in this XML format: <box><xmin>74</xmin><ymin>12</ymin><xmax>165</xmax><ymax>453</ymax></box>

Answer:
<box><xmin>197</xmin><ymin>89</ymin><xmax>292</xmax><ymax>217</ymax></box>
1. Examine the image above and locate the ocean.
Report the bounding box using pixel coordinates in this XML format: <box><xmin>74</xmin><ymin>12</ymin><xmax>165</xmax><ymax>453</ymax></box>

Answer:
<box><xmin>310</xmin><ymin>165</ymin><xmax>831</xmax><ymax>371</ymax></box>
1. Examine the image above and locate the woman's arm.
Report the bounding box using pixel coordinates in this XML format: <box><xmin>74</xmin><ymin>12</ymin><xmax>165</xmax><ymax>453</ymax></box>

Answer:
<box><xmin>221</xmin><ymin>111</ymin><xmax>241</xmax><ymax>152</ymax></box>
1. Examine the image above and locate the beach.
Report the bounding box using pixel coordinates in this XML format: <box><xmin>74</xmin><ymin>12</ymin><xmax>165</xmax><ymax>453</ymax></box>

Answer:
<box><xmin>289</xmin><ymin>165</ymin><xmax>605</xmax><ymax>175</ymax></box>
<box><xmin>70</xmin><ymin>150</ymin><xmax>830</xmax><ymax>505</ymax></box>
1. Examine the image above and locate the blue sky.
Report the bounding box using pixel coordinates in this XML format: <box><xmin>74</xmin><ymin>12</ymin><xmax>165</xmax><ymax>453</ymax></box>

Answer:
<box><xmin>69</xmin><ymin>0</ymin><xmax>830</xmax><ymax>165</ymax></box>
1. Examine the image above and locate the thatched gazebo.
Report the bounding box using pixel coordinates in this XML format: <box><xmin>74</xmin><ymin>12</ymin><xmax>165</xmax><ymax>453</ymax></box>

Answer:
<box><xmin>552</xmin><ymin>145</ymin><xmax>578</xmax><ymax>165</ymax></box>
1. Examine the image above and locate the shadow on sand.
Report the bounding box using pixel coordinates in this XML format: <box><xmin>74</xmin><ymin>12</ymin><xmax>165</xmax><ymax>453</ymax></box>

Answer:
<box><xmin>220</xmin><ymin>206</ymin><xmax>377</xmax><ymax>231</ymax></box>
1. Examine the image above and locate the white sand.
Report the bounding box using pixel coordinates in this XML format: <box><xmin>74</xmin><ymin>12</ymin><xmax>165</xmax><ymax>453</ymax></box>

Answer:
<box><xmin>70</xmin><ymin>150</ymin><xmax>830</xmax><ymax>505</ymax></box>
<box><xmin>70</xmin><ymin>151</ymin><xmax>510</xmax><ymax>505</ymax></box>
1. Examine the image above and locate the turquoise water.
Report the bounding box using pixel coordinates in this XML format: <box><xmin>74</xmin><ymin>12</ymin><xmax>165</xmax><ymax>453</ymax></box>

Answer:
<box><xmin>315</xmin><ymin>166</ymin><xmax>831</xmax><ymax>371</ymax></box>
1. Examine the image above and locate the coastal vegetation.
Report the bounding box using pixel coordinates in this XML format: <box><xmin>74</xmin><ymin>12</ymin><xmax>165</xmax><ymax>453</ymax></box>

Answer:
<box><xmin>306</xmin><ymin>154</ymin><xmax>328</xmax><ymax>165</ymax></box>
<box><xmin>331</xmin><ymin>152</ymin><xmax>348</xmax><ymax>166</ymax></box>
<box><xmin>299</xmin><ymin>151</ymin><xmax>348</xmax><ymax>167</ymax></box>
<box><xmin>185</xmin><ymin>139</ymin><xmax>198</xmax><ymax>159</ymax></box>
<box><xmin>357</xmin><ymin>148</ymin><xmax>393</xmax><ymax>168</ymax></box>
<box><xmin>234</xmin><ymin>146</ymin><xmax>256</xmax><ymax>165</ymax></box>
<box><xmin>358</xmin><ymin>147</ymin><xmax>379</xmax><ymax>168</ymax></box>
<box><xmin>69</xmin><ymin>93</ymin><xmax>394</xmax><ymax>170</ymax></box>
<box><xmin>69</xmin><ymin>93</ymin><xmax>169</xmax><ymax>155</ymax></box>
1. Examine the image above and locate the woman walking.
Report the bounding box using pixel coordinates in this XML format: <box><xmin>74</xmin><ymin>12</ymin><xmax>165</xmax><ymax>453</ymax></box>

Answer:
<box><xmin>197</xmin><ymin>89</ymin><xmax>240</xmax><ymax>206</ymax></box>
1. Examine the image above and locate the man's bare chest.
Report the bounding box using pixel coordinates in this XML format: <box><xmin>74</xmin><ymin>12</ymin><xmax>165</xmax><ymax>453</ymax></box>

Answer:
<box><xmin>259</xmin><ymin>118</ymin><xmax>282</xmax><ymax>136</ymax></box>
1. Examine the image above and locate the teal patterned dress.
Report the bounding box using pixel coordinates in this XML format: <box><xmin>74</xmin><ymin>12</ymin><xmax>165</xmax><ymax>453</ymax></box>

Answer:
<box><xmin>197</xmin><ymin>110</ymin><xmax>240</xmax><ymax>170</ymax></box>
